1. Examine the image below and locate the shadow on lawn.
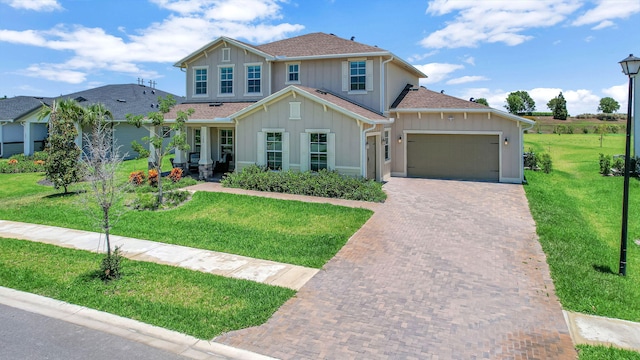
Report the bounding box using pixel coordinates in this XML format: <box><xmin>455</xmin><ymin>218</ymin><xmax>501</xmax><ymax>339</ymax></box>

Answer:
<box><xmin>592</xmin><ymin>264</ymin><xmax>616</xmax><ymax>275</ymax></box>
<box><xmin>44</xmin><ymin>190</ymin><xmax>85</xmax><ymax>199</ymax></box>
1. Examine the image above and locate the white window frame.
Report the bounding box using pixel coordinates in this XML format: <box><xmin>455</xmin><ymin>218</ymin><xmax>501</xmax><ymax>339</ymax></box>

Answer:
<box><xmin>342</xmin><ymin>59</ymin><xmax>373</xmax><ymax>94</ymax></box>
<box><xmin>257</xmin><ymin>128</ymin><xmax>289</xmax><ymax>170</ymax></box>
<box><xmin>244</xmin><ymin>63</ymin><xmax>262</xmax><ymax>96</ymax></box>
<box><xmin>193</xmin><ymin>66</ymin><xmax>208</xmax><ymax>97</ymax></box>
<box><xmin>222</xmin><ymin>48</ymin><xmax>230</xmax><ymax>62</ymax></box>
<box><xmin>193</xmin><ymin>128</ymin><xmax>201</xmax><ymax>153</ymax></box>
<box><xmin>300</xmin><ymin>129</ymin><xmax>335</xmax><ymax>172</ymax></box>
<box><xmin>309</xmin><ymin>132</ymin><xmax>329</xmax><ymax>172</ymax></box>
<box><xmin>285</xmin><ymin>62</ymin><xmax>300</xmax><ymax>84</ymax></box>
<box><xmin>384</xmin><ymin>129</ymin><xmax>391</xmax><ymax>162</ymax></box>
<box><xmin>219</xmin><ymin>128</ymin><xmax>233</xmax><ymax>160</ymax></box>
<box><xmin>218</xmin><ymin>64</ymin><xmax>234</xmax><ymax>97</ymax></box>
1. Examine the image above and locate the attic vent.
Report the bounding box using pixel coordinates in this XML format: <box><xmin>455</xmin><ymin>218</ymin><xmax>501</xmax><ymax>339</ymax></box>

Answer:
<box><xmin>209</xmin><ymin>102</ymin><xmax>223</xmax><ymax>107</ymax></box>
<box><xmin>316</xmin><ymin>89</ymin><xmax>327</xmax><ymax>95</ymax></box>
<box><xmin>75</xmin><ymin>96</ymin><xmax>87</xmax><ymax>102</ymax></box>
<box><xmin>410</xmin><ymin>87</ymin><xmax>419</xmax><ymax>91</ymax></box>
<box><xmin>116</xmin><ymin>99</ymin><xmax>126</xmax><ymax>103</ymax></box>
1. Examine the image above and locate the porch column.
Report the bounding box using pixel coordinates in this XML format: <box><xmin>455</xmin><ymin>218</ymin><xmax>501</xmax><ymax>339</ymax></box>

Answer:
<box><xmin>173</xmin><ymin>129</ymin><xmax>187</xmax><ymax>171</ymax></box>
<box><xmin>198</xmin><ymin>126</ymin><xmax>213</xmax><ymax>180</ymax></box>
<box><xmin>74</xmin><ymin>122</ymin><xmax>82</xmax><ymax>150</ymax></box>
<box><xmin>23</xmin><ymin>122</ymin><xmax>32</xmax><ymax>156</ymax></box>
<box><xmin>147</xmin><ymin>125</ymin><xmax>157</xmax><ymax>169</ymax></box>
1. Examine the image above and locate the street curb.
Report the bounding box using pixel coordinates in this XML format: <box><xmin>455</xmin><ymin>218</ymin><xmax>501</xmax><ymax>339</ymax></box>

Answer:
<box><xmin>0</xmin><ymin>287</ymin><xmax>278</xmax><ymax>360</ymax></box>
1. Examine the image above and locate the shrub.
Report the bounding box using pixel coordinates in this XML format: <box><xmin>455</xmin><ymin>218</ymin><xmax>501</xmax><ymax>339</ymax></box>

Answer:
<box><xmin>168</xmin><ymin>167</ymin><xmax>183</xmax><ymax>182</ymax></box>
<box><xmin>164</xmin><ymin>190</ymin><xmax>190</xmax><ymax>206</ymax></box>
<box><xmin>540</xmin><ymin>153</ymin><xmax>552</xmax><ymax>173</ymax></box>
<box><xmin>599</xmin><ymin>154</ymin><xmax>611</xmax><ymax>175</ymax></box>
<box><xmin>566</xmin><ymin>125</ymin><xmax>574</xmax><ymax>134</ymax></box>
<box><xmin>0</xmin><ymin>154</ymin><xmax>46</xmax><ymax>173</ymax></box>
<box><xmin>100</xmin><ymin>246</ymin><xmax>123</xmax><ymax>281</ymax></box>
<box><xmin>8</xmin><ymin>159</ymin><xmax>18</xmax><ymax>165</ymax></box>
<box><xmin>128</xmin><ymin>171</ymin><xmax>146</xmax><ymax>185</ymax></box>
<box><xmin>524</xmin><ymin>148</ymin><xmax>538</xmax><ymax>169</ymax></box>
<box><xmin>34</xmin><ymin>160</ymin><xmax>45</xmax><ymax>166</ymax></box>
<box><xmin>582</xmin><ymin>127</ymin><xmax>589</xmax><ymax>134</ymax></box>
<box><xmin>609</xmin><ymin>125</ymin><xmax>619</xmax><ymax>134</ymax></box>
<box><xmin>148</xmin><ymin>169</ymin><xmax>159</xmax><ymax>186</ymax></box>
<box><xmin>131</xmin><ymin>192</ymin><xmax>159</xmax><ymax>210</ymax></box>
<box><xmin>222</xmin><ymin>165</ymin><xmax>386</xmax><ymax>202</ymax></box>
<box><xmin>612</xmin><ymin>156</ymin><xmax>625</xmax><ymax>175</ymax></box>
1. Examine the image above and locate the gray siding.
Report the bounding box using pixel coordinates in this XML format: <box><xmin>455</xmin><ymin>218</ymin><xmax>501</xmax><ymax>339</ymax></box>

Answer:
<box><xmin>386</xmin><ymin>62</ymin><xmax>419</xmax><ymax>111</ymax></box>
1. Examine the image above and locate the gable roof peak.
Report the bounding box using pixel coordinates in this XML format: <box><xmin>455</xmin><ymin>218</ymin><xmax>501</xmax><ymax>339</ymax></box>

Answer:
<box><xmin>255</xmin><ymin>32</ymin><xmax>388</xmax><ymax>58</ymax></box>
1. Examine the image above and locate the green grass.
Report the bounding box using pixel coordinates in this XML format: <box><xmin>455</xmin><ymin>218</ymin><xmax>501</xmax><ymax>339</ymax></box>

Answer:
<box><xmin>578</xmin><ymin>345</ymin><xmax>640</xmax><ymax>359</ymax></box>
<box><xmin>0</xmin><ymin>237</ymin><xmax>295</xmax><ymax>339</ymax></box>
<box><xmin>0</xmin><ymin>159</ymin><xmax>372</xmax><ymax>268</ymax></box>
<box><xmin>524</xmin><ymin>134</ymin><xmax>640</xmax><ymax>321</ymax></box>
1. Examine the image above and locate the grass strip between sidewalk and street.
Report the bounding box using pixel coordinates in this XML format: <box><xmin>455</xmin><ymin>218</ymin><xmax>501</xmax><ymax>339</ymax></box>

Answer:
<box><xmin>0</xmin><ymin>237</ymin><xmax>295</xmax><ymax>340</ymax></box>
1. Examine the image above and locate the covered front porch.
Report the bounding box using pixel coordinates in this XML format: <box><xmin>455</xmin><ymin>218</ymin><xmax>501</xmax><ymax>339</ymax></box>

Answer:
<box><xmin>170</xmin><ymin>125</ymin><xmax>235</xmax><ymax>180</ymax></box>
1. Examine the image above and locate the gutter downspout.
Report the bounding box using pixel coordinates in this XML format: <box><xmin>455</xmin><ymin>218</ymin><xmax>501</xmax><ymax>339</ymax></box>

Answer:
<box><xmin>267</xmin><ymin>60</ymin><xmax>272</xmax><ymax>96</ymax></box>
<box><xmin>360</xmin><ymin>118</ymin><xmax>395</xmax><ymax>178</ymax></box>
<box><xmin>380</xmin><ymin>56</ymin><xmax>394</xmax><ymax>113</ymax></box>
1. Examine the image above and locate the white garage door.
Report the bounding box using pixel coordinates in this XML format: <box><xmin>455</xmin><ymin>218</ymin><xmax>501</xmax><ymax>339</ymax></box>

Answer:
<box><xmin>407</xmin><ymin>134</ymin><xmax>499</xmax><ymax>181</ymax></box>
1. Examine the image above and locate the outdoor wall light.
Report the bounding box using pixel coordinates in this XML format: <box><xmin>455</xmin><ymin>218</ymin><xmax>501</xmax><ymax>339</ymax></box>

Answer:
<box><xmin>398</xmin><ymin>136</ymin><xmax>402</xmax><ymax>143</ymax></box>
<box><xmin>504</xmin><ymin>137</ymin><xmax>508</xmax><ymax>146</ymax></box>
<box><xmin>448</xmin><ymin>115</ymin><xmax>454</xmax><ymax>121</ymax></box>
<box><xmin>617</xmin><ymin>53</ymin><xmax>640</xmax><ymax>276</ymax></box>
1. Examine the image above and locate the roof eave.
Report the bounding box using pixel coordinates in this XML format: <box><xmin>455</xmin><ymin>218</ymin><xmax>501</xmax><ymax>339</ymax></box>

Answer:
<box><xmin>272</xmin><ymin>51</ymin><xmax>391</xmax><ymax>62</ymax></box>
<box><xmin>392</xmin><ymin>108</ymin><xmax>535</xmax><ymax>124</ymax></box>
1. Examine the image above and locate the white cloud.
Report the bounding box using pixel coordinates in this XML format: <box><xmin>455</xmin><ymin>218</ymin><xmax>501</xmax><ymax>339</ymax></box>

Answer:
<box><xmin>584</xmin><ymin>35</ymin><xmax>595</xmax><ymax>42</ymax></box>
<box><xmin>407</xmin><ymin>50</ymin><xmax>438</xmax><ymax>63</ymax></box>
<box><xmin>446</xmin><ymin>75</ymin><xmax>488</xmax><ymax>85</ymax></box>
<box><xmin>0</xmin><ymin>0</ymin><xmax>304</xmax><ymax>85</ymax></box>
<box><xmin>414</xmin><ymin>63</ymin><xmax>464</xmax><ymax>85</ymax></box>
<box><xmin>603</xmin><ymin>83</ymin><xmax>629</xmax><ymax>111</ymax></box>
<box><xmin>462</xmin><ymin>56</ymin><xmax>475</xmax><ymax>66</ymax></box>
<box><xmin>1</xmin><ymin>0</ymin><xmax>61</xmax><ymax>11</ymax></box>
<box><xmin>421</xmin><ymin>0</ymin><xmax>582</xmax><ymax>48</ymax></box>
<box><xmin>572</xmin><ymin>0</ymin><xmax>640</xmax><ymax>27</ymax></box>
<box><xmin>592</xmin><ymin>20</ymin><xmax>615</xmax><ymax>30</ymax></box>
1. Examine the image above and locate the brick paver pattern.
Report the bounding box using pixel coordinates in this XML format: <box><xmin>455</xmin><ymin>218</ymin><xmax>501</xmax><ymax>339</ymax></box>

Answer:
<box><xmin>216</xmin><ymin>178</ymin><xmax>577</xmax><ymax>359</ymax></box>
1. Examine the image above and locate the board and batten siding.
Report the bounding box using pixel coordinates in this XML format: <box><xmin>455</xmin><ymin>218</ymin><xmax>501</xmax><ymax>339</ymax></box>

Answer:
<box><xmin>385</xmin><ymin>62</ymin><xmax>419</xmax><ymax>111</ymax></box>
<box><xmin>391</xmin><ymin>112</ymin><xmax>523</xmax><ymax>182</ymax></box>
<box><xmin>185</xmin><ymin>43</ymin><xmax>270</xmax><ymax>102</ymax></box>
<box><xmin>235</xmin><ymin>93</ymin><xmax>361</xmax><ymax>175</ymax></box>
<box><xmin>270</xmin><ymin>58</ymin><xmax>382</xmax><ymax>112</ymax></box>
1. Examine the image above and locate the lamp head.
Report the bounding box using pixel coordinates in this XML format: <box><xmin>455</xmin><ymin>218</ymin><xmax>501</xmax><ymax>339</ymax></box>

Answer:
<box><xmin>619</xmin><ymin>54</ymin><xmax>640</xmax><ymax>76</ymax></box>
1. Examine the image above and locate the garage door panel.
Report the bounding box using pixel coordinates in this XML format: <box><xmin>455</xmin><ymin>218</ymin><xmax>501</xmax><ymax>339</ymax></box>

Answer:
<box><xmin>407</xmin><ymin>134</ymin><xmax>499</xmax><ymax>181</ymax></box>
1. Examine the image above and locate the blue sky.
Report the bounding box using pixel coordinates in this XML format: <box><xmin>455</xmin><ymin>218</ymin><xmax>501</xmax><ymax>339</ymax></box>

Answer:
<box><xmin>1</xmin><ymin>0</ymin><xmax>639</xmax><ymax>115</ymax></box>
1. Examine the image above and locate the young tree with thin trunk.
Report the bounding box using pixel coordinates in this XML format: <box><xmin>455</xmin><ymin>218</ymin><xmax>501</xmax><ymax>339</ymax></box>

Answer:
<box><xmin>126</xmin><ymin>95</ymin><xmax>193</xmax><ymax>205</ymax></box>
<box><xmin>38</xmin><ymin>99</ymin><xmax>84</xmax><ymax>194</ymax></box>
<box><xmin>80</xmin><ymin>103</ymin><xmax>127</xmax><ymax>280</ymax></box>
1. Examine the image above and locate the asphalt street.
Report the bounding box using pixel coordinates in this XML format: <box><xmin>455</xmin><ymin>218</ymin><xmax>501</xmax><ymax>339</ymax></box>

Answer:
<box><xmin>0</xmin><ymin>304</ymin><xmax>187</xmax><ymax>360</ymax></box>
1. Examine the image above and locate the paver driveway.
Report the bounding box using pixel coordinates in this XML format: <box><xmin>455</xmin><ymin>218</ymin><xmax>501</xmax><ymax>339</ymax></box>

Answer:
<box><xmin>216</xmin><ymin>178</ymin><xmax>577</xmax><ymax>359</ymax></box>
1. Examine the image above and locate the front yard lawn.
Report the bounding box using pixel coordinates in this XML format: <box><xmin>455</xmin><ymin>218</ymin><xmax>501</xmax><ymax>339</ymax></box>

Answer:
<box><xmin>524</xmin><ymin>134</ymin><xmax>640</xmax><ymax>321</ymax></box>
<box><xmin>0</xmin><ymin>161</ymin><xmax>372</xmax><ymax>268</ymax></box>
<box><xmin>0</xmin><ymin>237</ymin><xmax>295</xmax><ymax>339</ymax></box>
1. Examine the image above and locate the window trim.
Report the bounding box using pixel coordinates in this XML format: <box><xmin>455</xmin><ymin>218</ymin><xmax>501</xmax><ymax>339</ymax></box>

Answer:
<box><xmin>349</xmin><ymin>60</ymin><xmax>367</xmax><ymax>93</ymax></box>
<box><xmin>384</xmin><ymin>129</ymin><xmax>391</xmax><ymax>162</ymax></box>
<box><xmin>193</xmin><ymin>66</ymin><xmax>208</xmax><ymax>97</ymax></box>
<box><xmin>265</xmin><ymin>131</ymin><xmax>283</xmax><ymax>170</ymax></box>
<box><xmin>309</xmin><ymin>132</ymin><xmax>329</xmax><ymax>172</ymax></box>
<box><xmin>244</xmin><ymin>62</ymin><xmax>263</xmax><ymax>96</ymax></box>
<box><xmin>217</xmin><ymin>64</ymin><xmax>235</xmax><ymax>97</ymax></box>
<box><xmin>193</xmin><ymin>128</ymin><xmax>201</xmax><ymax>153</ymax></box>
<box><xmin>285</xmin><ymin>62</ymin><xmax>300</xmax><ymax>84</ymax></box>
<box><xmin>219</xmin><ymin>128</ymin><xmax>233</xmax><ymax>161</ymax></box>
<box><xmin>221</xmin><ymin>48</ymin><xmax>230</xmax><ymax>62</ymax></box>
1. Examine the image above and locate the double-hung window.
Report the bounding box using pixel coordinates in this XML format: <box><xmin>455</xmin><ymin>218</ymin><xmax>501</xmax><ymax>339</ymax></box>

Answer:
<box><xmin>194</xmin><ymin>67</ymin><xmax>207</xmax><ymax>96</ymax></box>
<box><xmin>286</xmin><ymin>63</ymin><xmax>299</xmax><ymax>84</ymax></box>
<box><xmin>350</xmin><ymin>61</ymin><xmax>366</xmax><ymax>91</ymax></box>
<box><xmin>246</xmin><ymin>64</ymin><xmax>261</xmax><ymax>94</ymax></box>
<box><xmin>310</xmin><ymin>133</ymin><xmax>328</xmax><ymax>171</ymax></box>
<box><xmin>220</xmin><ymin>129</ymin><xmax>233</xmax><ymax>157</ymax></box>
<box><xmin>194</xmin><ymin>129</ymin><xmax>201</xmax><ymax>152</ymax></box>
<box><xmin>266</xmin><ymin>132</ymin><xmax>283</xmax><ymax>170</ymax></box>
<box><xmin>384</xmin><ymin>129</ymin><xmax>390</xmax><ymax>161</ymax></box>
<box><xmin>219</xmin><ymin>66</ymin><xmax>233</xmax><ymax>95</ymax></box>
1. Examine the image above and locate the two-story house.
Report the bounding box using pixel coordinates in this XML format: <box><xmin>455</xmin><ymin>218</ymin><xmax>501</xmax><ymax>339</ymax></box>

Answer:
<box><xmin>167</xmin><ymin>32</ymin><xmax>534</xmax><ymax>183</ymax></box>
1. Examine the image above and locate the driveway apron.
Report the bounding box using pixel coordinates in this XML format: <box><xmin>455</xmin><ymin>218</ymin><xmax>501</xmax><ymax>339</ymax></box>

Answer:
<box><xmin>216</xmin><ymin>178</ymin><xmax>577</xmax><ymax>359</ymax></box>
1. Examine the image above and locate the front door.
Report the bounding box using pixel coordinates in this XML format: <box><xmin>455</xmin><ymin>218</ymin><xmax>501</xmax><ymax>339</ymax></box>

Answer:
<box><xmin>366</xmin><ymin>136</ymin><xmax>377</xmax><ymax>180</ymax></box>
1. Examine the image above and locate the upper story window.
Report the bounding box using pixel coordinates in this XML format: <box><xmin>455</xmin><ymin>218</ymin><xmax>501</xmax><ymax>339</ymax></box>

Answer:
<box><xmin>194</xmin><ymin>67</ymin><xmax>207</xmax><ymax>96</ymax></box>
<box><xmin>222</xmin><ymin>48</ymin><xmax>230</xmax><ymax>62</ymax></box>
<box><xmin>350</xmin><ymin>61</ymin><xmax>366</xmax><ymax>91</ymax></box>
<box><xmin>342</xmin><ymin>59</ymin><xmax>372</xmax><ymax>94</ymax></box>
<box><xmin>286</xmin><ymin>63</ymin><xmax>300</xmax><ymax>84</ymax></box>
<box><xmin>219</xmin><ymin>65</ymin><xmax>234</xmax><ymax>96</ymax></box>
<box><xmin>245</xmin><ymin>64</ymin><xmax>261</xmax><ymax>95</ymax></box>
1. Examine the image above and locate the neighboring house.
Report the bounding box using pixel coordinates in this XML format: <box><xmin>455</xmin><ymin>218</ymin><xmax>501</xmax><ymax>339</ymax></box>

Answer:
<box><xmin>0</xmin><ymin>84</ymin><xmax>183</xmax><ymax>159</ymax></box>
<box><xmin>167</xmin><ymin>32</ymin><xmax>534</xmax><ymax>183</ymax></box>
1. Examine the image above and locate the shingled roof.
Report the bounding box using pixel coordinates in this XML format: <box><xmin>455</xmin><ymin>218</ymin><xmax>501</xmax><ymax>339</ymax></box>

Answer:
<box><xmin>0</xmin><ymin>96</ymin><xmax>52</xmax><ymax>122</ymax></box>
<box><xmin>0</xmin><ymin>84</ymin><xmax>184</xmax><ymax>122</ymax></box>
<box><xmin>165</xmin><ymin>102</ymin><xmax>254</xmax><ymax>121</ymax></box>
<box><xmin>256</xmin><ymin>32</ymin><xmax>386</xmax><ymax>57</ymax></box>
<box><xmin>391</xmin><ymin>86</ymin><xmax>489</xmax><ymax>110</ymax></box>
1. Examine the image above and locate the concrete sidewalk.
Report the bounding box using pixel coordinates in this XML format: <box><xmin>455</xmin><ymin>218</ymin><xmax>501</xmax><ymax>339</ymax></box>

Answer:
<box><xmin>0</xmin><ymin>220</ymin><xmax>317</xmax><ymax>291</ymax></box>
<box><xmin>564</xmin><ymin>311</ymin><xmax>640</xmax><ymax>352</ymax></box>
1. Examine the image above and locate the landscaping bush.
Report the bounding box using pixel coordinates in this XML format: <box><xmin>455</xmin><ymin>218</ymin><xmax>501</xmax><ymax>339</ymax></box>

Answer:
<box><xmin>100</xmin><ymin>246</ymin><xmax>123</xmax><ymax>281</ymax></box>
<box><xmin>540</xmin><ymin>153</ymin><xmax>552</xmax><ymax>173</ymax></box>
<box><xmin>0</xmin><ymin>152</ymin><xmax>48</xmax><ymax>173</ymax></box>
<box><xmin>599</xmin><ymin>154</ymin><xmax>640</xmax><ymax>177</ymax></box>
<box><xmin>148</xmin><ymin>169</ymin><xmax>159</xmax><ymax>186</ymax></box>
<box><xmin>524</xmin><ymin>148</ymin><xmax>538</xmax><ymax>169</ymax></box>
<box><xmin>582</xmin><ymin>126</ymin><xmax>589</xmax><ymax>134</ymax></box>
<box><xmin>222</xmin><ymin>165</ymin><xmax>386</xmax><ymax>202</ymax></box>
<box><xmin>128</xmin><ymin>170</ymin><xmax>146</xmax><ymax>185</ymax></box>
<box><xmin>168</xmin><ymin>167</ymin><xmax>183</xmax><ymax>182</ymax></box>
<box><xmin>599</xmin><ymin>153</ymin><xmax>612</xmax><ymax>175</ymax></box>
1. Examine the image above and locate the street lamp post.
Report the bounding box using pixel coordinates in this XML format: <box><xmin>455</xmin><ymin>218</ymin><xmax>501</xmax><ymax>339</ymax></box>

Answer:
<box><xmin>618</xmin><ymin>54</ymin><xmax>640</xmax><ymax>276</ymax></box>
